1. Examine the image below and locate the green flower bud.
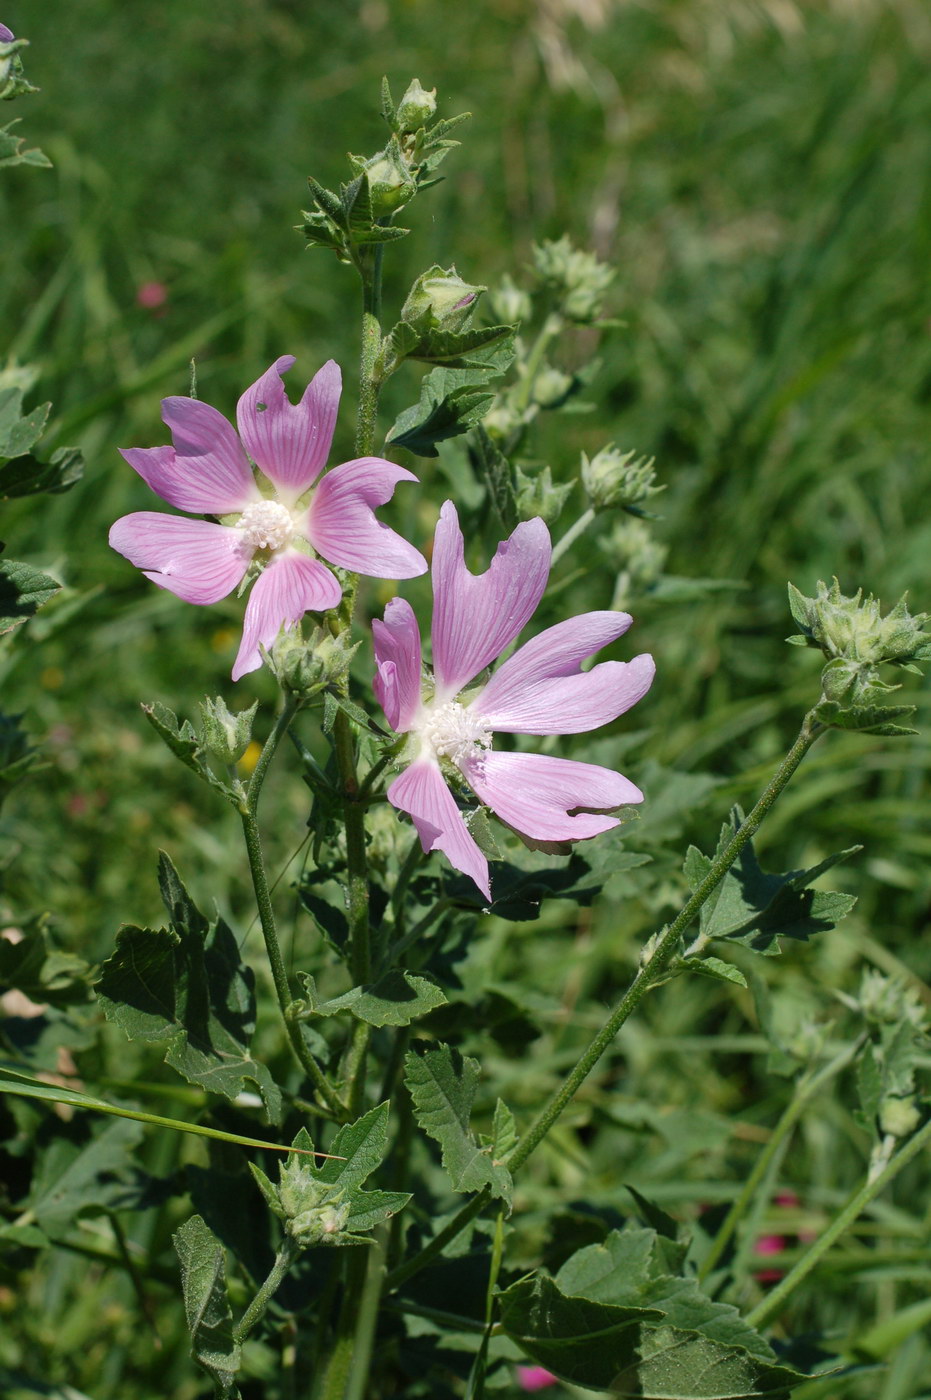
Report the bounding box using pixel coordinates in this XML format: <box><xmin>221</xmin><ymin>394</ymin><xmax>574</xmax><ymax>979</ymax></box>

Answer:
<box><xmin>401</xmin><ymin>265</ymin><xmax>485</xmax><ymax>333</ymax></box>
<box><xmin>532</xmin><ymin>366</ymin><xmax>573</xmax><ymax>409</ymax></box>
<box><xmin>532</xmin><ymin>235</ymin><xmax>615</xmax><ymax>324</ymax></box>
<box><xmin>197</xmin><ymin>696</ymin><xmax>258</xmax><ymax>764</ymax></box>
<box><xmin>604</xmin><ymin>518</ymin><xmax>668</xmax><ymax>611</ymax></box>
<box><xmin>362</xmin><ymin>139</ymin><xmax>416</xmax><ymax>214</ymax></box>
<box><xmin>269</xmin><ymin>626</ymin><xmax>359</xmax><ymax>700</ymax></box>
<box><xmin>395</xmin><ymin>78</ymin><xmax>437</xmax><ymax>134</ymax></box>
<box><xmin>788</xmin><ymin>579</ymin><xmax>931</xmax><ymax>668</ymax></box>
<box><xmin>288</xmin><ymin>1197</ymin><xmax>352</xmax><ymax>1248</ymax></box>
<box><xmin>879</xmin><ymin>1095</ymin><xmax>922</xmax><ymax>1139</ymax></box>
<box><xmin>488</xmin><ymin>275</ymin><xmax>532</xmax><ymax>325</ymax></box>
<box><xmin>515</xmin><ymin>465</ymin><xmax>573</xmax><ymax>525</ymax></box>
<box><xmin>581</xmin><ymin>444</ymin><xmax>661</xmax><ymax>513</ymax></box>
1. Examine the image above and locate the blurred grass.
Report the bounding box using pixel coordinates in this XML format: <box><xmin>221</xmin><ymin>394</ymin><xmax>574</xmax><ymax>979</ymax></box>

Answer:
<box><xmin>1</xmin><ymin>1</ymin><xmax>930</xmax><ymax>1394</ymax></box>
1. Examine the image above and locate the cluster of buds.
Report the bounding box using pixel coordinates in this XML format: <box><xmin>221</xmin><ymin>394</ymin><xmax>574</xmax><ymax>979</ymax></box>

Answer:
<box><xmin>532</xmin><ymin>236</ymin><xmax>615</xmax><ymax>324</ymax></box>
<box><xmin>581</xmin><ymin>444</ymin><xmax>662</xmax><ymax>514</ymax></box>
<box><xmin>352</xmin><ymin>77</ymin><xmax>467</xmax><ymax>218</ymax></box>
<box><xmin>250</xmin><ymin>1152</ymin><xmax>352</xmax><ymax>1249</ymax></box>
<box><xmin>514</xmin><ymin>464</ymin><xmax>573</xmax><ymax>525</ymax></box>
<box><xmin>268</xmin><ymin>625</ymin><xmax>359</xmax><ymax>701</ymax></box>
<box><xmin>788</xmin><ymin>580</ymin><xmax>931</xmax><ymax>736</ymax></box>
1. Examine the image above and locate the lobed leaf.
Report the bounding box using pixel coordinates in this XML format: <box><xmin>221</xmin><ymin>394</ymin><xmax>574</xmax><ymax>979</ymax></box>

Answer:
<box><xmin>404</xmin><ymin>1043</ymin><xmax>512</xmax><ymax>1204</ymax></box>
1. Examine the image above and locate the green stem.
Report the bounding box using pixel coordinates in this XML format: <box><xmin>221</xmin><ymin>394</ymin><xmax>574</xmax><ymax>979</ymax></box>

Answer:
<box><xmin>343</xmin><ymin>1227</ymin><xmax>389</xmax><ymax>1400</ymax></box>
<box><xmin>386</xmin><ymin>713</ymin><xmax>824</xmax><ymax>1293</ymax></box>
<box><xmin>513</xmin><ymin>312</ymin><xmax>563</xmax><ymax>415</ymax></box>
<box><xmin>317</xmin><ymin>1252</ymin><xmax>369</xmax><ymax>1400</ymax></box>
<box><xmin>241</xmin><ymin>698</ymin><xmax>344</xmax><ymax>1119</ymax></box>
<box><xmin>507</xmin><ymin>711</ymin><xmax>824</xmax><ymax>1175</ymax></box>
<box><xmin>550</xmin><ymin>506</ymin><xmax>595</xmax><ymax>568</ymax></box>
<box><xmin>355</xmin><ymin>245</ymin><xmax>384</xmax><ymax>459</ymax></box>
<box><xmin>234</xmin><ymin>1237</ymin><xmax>300</xmax><ymax>1345</ymax></box>
<box><xmin>746</xmin><ymin>1113</ymin><xmax>931</xmax><ymax>1331</ymax></box>
<box><xmin>698</xmin><ymin>1036</ymin><xmax>865</xmax><ymax>1283</ymax></box>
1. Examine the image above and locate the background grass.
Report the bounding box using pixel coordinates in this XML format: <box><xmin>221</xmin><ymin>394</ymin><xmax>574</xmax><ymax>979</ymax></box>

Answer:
<box><xmin>1</xmin><ymin>2</ymin><xmax>930</xmax><ymax>1396</ymax></box>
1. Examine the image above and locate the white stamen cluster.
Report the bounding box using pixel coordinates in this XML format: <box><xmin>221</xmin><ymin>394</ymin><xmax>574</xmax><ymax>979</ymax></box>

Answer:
<box><xmin>419</xmin><ymin>700</ymin><xmax>492</xmax><ymax>767</ymax></box>
<box><xmin>236</xmin><ymin>499</ymin><xmax>296</xmax><ymax>552</ymax></box>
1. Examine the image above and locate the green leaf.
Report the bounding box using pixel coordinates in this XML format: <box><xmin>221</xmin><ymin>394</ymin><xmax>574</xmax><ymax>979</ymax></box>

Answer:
<box><xmin>0</xmin><ymin>558</ymin><xmax>60</xmax><ymax>634</ymax></box>
<box><xmin>498</xmin><ymin>1273</ymin><xmax>657</xmax><ymax>1388</ymax></box>
<box><xmin>0</xmin><ymin>445</ymin><xmax>84</xmax><ymax>498</ymax></box>
<box><xmin>26</xmin><ymin>1117</ymin><xmax>145</xmax><ymax>1232</ymax></box>
<box><xmin>0</xmin><ymin>118</ymin><xmax>50</xmax><ymax>169</ymax></box>
<box><xmin>174</xmin><ymin>1215</ymin><xmax>241</xmax><ymax>1399</ymax></box>
<box><xmin>387</xmin><ymin>334</ymin><xmax>516</xmax><ymax>457</ymax></box>
<box><xmin>0</xmin><ymin>388</ymin><xmax>49</xmax><ymax>457</ymax></box>
<box><xmin>684</xmin><ymin>810</ymin><xmax>859</xmax><ymax>955</ymax></box>
<box><xmin>95</xmin><ymin>854</ymin><xmax>282</xmax><ymax>1121</ymax></box>
<box><xmin>140</xmin><ymin>700</ymin><xmax>239</xmax><ymax>800</ymax></box>
<box><xmin>404</xmin><ymin>1043</ymin><xmax>512</xmax><ymax>1204</ymax></box>
<box><xmin>407</xmin><ymin>323</ymin><xmax>516</xmax><ymax>367</ymax></box>
<box><xmin>315</xmin><ymin>1100</ymin><xmax>393</xmax><ymax>1190</ymax></box>
<box><xmin>344</xmin><ymin>1187</ymin><xmax>412</xmax><ymax>1234</ymax></box>
<box><xmin>611</xmin><ymin>1323</ymin><xmax>802</xmax><ymax>1398</ymax></box>
<box><xmin>689</xmin><ymin>957</ymin><xmax>748</xmax><ymax>988</ymax></box>
<box><xmin>0</xmin><ymin>922</ymin><xmax>90</xmax><ymax>1006</ymax></box>
<box><xmin>305</xmin><ymin>969</ymin><xmax>448</xmax><ymax>1027</ymax></box>
<box><xmin>471</xmin><ymin>425</ymin><xmax>517</xmax><ymax>531</ymax></box>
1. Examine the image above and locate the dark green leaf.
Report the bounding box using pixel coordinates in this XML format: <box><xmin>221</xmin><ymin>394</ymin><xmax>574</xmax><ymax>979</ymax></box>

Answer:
<box><xmin>306</xmin><ymin>969</ymin><xmax>448</xmax><ymax>1027</ymax></box>
<box><xmin>387</xmin><ymin>335</ymin><xmax>516</xmax><ymax>457</ymax></box>
<box><xmin>315</xmin><ymin>1100</ymin><xmax>392</xmax><ymax>1190</ymax></box>
<box><xmin>407</xmin><ymin>324</ymin><xmax>515</xmax><ymax>367</ymax></box>
<box><xmin>0</xmin><ymin>923</ymin><xmax>90</xmax><ymax>1006</ymax></box>
<box><xmin>0</xmin><ymin>559</ymin><xmax>59</xmax><ymax>634</ymax></box>
<box><xmin>405</xmin><ymin>1043</ymin><xmax>512</xmax><ymax>1203</ymax></box>
<box><xmin>95</xmin><ymin>855</ymin><xmax>282</xmax><ymax>1121</ymax></box>
<box><xmin>0</xmin><ymin>388</ymin><xmax>48</xmax><ymax>457</ymax></box>
<box><xmin>174</xmin><ymin>1215</ymin><xmax>241</xmax><ymax>1399</ymax></box>
<box><xmin>0</xmin><ymin>445</ymin><xmax>84</xmax><ymax>498</ymax></box>
<box><xmin>27</xmin><ymin>1117</ymin><xmax>145</xmax><ymax>1232</ymax></box>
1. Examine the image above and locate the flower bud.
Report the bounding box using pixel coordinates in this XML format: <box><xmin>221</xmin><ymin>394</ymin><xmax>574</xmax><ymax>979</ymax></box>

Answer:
<box><xmin>581</xmin><ymin>445</ymin><xmax>661</xmax><ymax>513</ymax></box>
<box><xmin>532</xmin><ymin>236</ymin><xmax>615</xmax><ymax>324</ymax></box>
<box><xmin>488</xmin><ymin>275</ymin><xmax>532</xmax><ymax>325</ymax></box>
<box><xmin>879</xmin><ymin>1095</ymin><xmax>922</xmax><ymax>1139</ymax></box>
<box><xmin>269</xmin><ymin>626</ymin><xmax>359</xmax><ymax>700</ymax></box>
<box><xmin>788</xmin><ymin>579</ymin><xmax>931</xmax><ymax>668</ymax></box>
<box><xmin>604</xmin><ymin>519</ymin><xmax>668</xmax><ymax>611</ymax></box>
<box><xmin>395</xmin><ymin>78</ymin><xmax>437</xmax><ymax>134</ymax></box>
<box><xmin>197</xmin><ymin>696</ymin><xmax>257</xmax><ymax>764</ymax></box>
<box><xmin>401</xmin><ymin>265</ymin><xmax>485</xmax><ymax>334</ymax></box>
<box><xmin>288</xmin><ymin>1197</ymin><xmax>352</xmax><ymax>1248</ymax></box>
<box><xmin>531</xmin><ymin>366</ymin><xmax>573</xmax><ymax>409</ymax></box>
<box><xmin>362</xmin><ymin>139</ymin><xmax>416</xmax><ymax>214</ymax></box>
<box><xmin>515</xmin><ymin>465</ymin><xmax>573</xmax><ymax>525</ymax></box>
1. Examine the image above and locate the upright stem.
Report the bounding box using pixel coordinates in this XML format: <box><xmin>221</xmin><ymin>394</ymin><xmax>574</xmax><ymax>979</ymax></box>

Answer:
<box><xmin>234</xmin><ymin>1237</ymin><xmax>300</xmax><ymax>1345</ymax></box>
<box><xmin>316</xmin><ymin>1251</ymin><xmax>370</xmax><ymax>1400</ymax></box>
<box><xmin>507</xmin><ymin>712</ymin><xmax>825</xmax><ymax>1174</ymax></box>
<box><xmin>747</xmin><ymin>1114</ymin><xmax>931</xmax><ymax>1331</ymax></box>
<box><xmin>551</xmin><ymin>506</ymin><xmax>595</xmax><ymax>568</ymax></box>
<box><xmin>241</xmin><ymin>696</ymin><xmax>344</xmax><ymax>1118</ymax></box>
<box><xmin>344</xmin><ymin>1228</ymin><xmax>389</xmax><ymax>1400</ymax></box>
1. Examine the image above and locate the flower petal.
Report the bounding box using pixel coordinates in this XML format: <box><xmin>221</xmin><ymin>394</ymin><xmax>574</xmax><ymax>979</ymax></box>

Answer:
<box><xmin>236</xmin><ymin>356</ymin><xmax>341</xmax><ymax>501</ymax></box>
<box><xmin>121</xmin><ymin>397</ymin><xmax>259</xmax><ymax>514</ymax></box>
<box><xmin>475</xmin><ymin>612</ymin><xmax>656</xmax><ymax>734</ymax></box>
<box><xmin>373</xmin><ymin>597</ymin><xmax>423</xmax><ymax>733</ymax></box>
<box><xmin>387</xmin><ymin>760</ymin><xmax>490</xmax><ymax>899</ymax></box>
<box><xmin>431</xmin><ymin>501</ymin><xmax>551</xmax><ymax>700</ymax></box>
<box><xmin>109</xmin><ymin>512</ymin><xmax>248</xmax><ymax>603</ymax></box>
<box><xmin>232</xmin><ymin>551</ymin><xmax>342</xmax><ymax>680</ymax></box>
<box><xmin>461</xmin><ymin>750</ymin><xmax>643</xmax><ymax>843</ymax></box>
<box><xmin>306</xmin><ymin>458</ymin><xmax>427</xmax><ymax>577</ymax></box>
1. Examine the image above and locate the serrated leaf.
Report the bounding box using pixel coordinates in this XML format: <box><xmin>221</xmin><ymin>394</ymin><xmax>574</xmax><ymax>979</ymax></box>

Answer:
<box><xmin>306</xmin><ymin>175</ymin><xmax>345</xmax><ymax>224</ymax></box>
<box><xmin>387</xmin><ymin>335</ymin><xmax>516</xmax><ymax>457</ymax></box>
<box><xmin>95</xmin><ymin>855</ymin><xmax>282</xmax><ymax>1121</ymax></box>
<box><xmin>498</xmin><ymin>1273</ymin><xmax>658</xmax><ymax>1388</ymax></box>
<box><xmin>344</xmin><ymin>1187</ymin><xmax>411</xmax><ymax>1234</ymax></box>
<box><xmin>0</xmin><ymin>558</ymin><xmax>60</xmax><ymax>633</ymax></box>
<box><xmin>685</xmin><ymin>811</ymin><xmax>859</xmax><ymax>955</ymax></box>
<box><xmin>407</xmin><ymin>323</ymin><xmax>515</xmax><ymax>367</ymax></box>
<box><xmin>0</xmin><ymin>118</ymin><xmax>51</xmax><ymax>169</ymax></box>
<box><xmin>404</xmin><ymin>1043</ymin><xmax>512</xmax><ymax>1204</ymax></box>
<box><xmin>690</xmin><ymin>957</ymin><xmax>748</xmax><ymax>988</ymax></box>
<box><xmin>174</xmin><ymin>1215</ymin><xmax>241</xmax><ymax>1399</ymax></box>
<box><xmin>141</xmin><ymin>701</ymin><xmax>237</xmax><ymax>799</ymax></box>
<box><xmin>308</xmin><ymin>969</ymin><xmax>448</xmax><ymax>1027</ymax></box>
<box><xmin>315</xmin><ymin>1100</ymin><xmax>391</xmax><ymax>1190</ymax></box>
<box><xmin>611</xmin><ymin>1323</ymin><xmax>802</xmax><ymax>1398</ymax></box>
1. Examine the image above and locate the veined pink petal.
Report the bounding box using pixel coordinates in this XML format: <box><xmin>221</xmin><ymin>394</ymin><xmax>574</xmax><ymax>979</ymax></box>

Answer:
<box><xmin>236</xmin><ymin>356</ymin><xmax>341</xmax><ymax>502</ymax></box>
<box><xmin>431</xmin><ymin>501</ymin><xmax>551</xmax><ymax>700</ymax></box>
<box><xmin>373</xmin><ymin>598</ymin><xmax>423</xmax><ymax>733</ymax></box>
<box><xmin>306</xmin><ymin>458</ymin><xmax>427</xmax><ymax>577</ymax></box>
<box><xmin>475</xmin><ymin>613</ymin><xmax>655</xmax><ymax>734</ymax></box>
<box><xmin>109</xmin><ymin>513</ymin><xmax>248</xmax><ymax>604</ymax></box>
<box><xmin>387</xmin><ymin>761</ymin><xmax>490</xmax><ymax>899</ymax></box>
<box><xmin>232</xmin><ymin>552</ymin><xmax>342</xmax><ymax>680</ymax></box>
<box><xmin>461</xmin><ymin>750</ymin><xmax>643</xmax><ymax>843</ymax></box>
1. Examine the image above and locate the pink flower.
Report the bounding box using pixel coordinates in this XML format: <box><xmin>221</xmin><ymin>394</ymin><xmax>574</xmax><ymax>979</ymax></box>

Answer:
<box><xmin>110</xmin><ymin>356</ymin><xmax>427</xmax><ymax>679</ymax></box>
<box><xmin>517</xmin><ymin>1365</ymin><xmax>559</xmax><ymax>1392</ymax></box>
<box><xmin>373</xmin><ymin>501</ymin><xmax>655</xmax><ymax>898</ymax></box>
<box><xmin>136</xmin><ymin>280</ymin><xmax>168</xmax><ymax>310</ymax></box>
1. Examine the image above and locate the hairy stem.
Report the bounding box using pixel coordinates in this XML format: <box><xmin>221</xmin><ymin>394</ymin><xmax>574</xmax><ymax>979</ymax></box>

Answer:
<box><xmin>551</xmin><ymin>506</ymin><xmax>595</xmax><ymax>568</ymax></box>
<box><xmin>234</xmin><ymin>1237</ymin><xmax>300</xmax><ymax>1345</ymax></box>
<box><xmin>747</xmin><ymin>1113</ymin><xmax>931</xmax><ymax>1331</ymax></box>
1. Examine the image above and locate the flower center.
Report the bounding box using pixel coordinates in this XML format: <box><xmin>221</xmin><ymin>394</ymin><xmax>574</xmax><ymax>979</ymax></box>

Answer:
<box><xmin>419</xmin><ymin>701</ymin><xmax>492</xmax><ymax>766</ymax></box>
<box><xmin>236</xmin><ymin>499</ymin><xmax>296</xmax><ymax>553</ymax></box>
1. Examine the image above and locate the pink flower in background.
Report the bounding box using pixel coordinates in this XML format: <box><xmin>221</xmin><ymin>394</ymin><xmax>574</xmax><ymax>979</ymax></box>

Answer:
<box><xmin>517</xmin><ymin>1365</ymin><xmax>559</xmax><ymax>1392</ymax></box>
<box><xmin>110</xmin><ymin>356</ymin><xmax>427</xmax><ymax>679</ymax></box>
<box><xmin>136</xmin><ymin>280</ymin><xmax>168</xmax><ymax>310</ymax></box>
<box><xmin>373</xmin><ymin>501</ymin><xmax>655</xmax><ymax>898</ymax></box>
